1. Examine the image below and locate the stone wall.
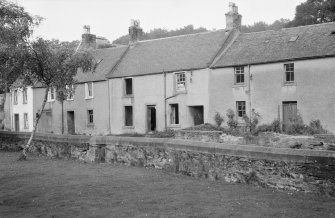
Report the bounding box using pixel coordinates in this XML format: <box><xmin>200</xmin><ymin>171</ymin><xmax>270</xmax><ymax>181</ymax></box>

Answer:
<box><xmin>1</xmin><ymin>131</ymin><xmax>335</xmax><ymax>196</ymax></box>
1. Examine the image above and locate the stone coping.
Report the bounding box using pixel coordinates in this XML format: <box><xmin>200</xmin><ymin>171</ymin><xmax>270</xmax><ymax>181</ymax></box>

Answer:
<box><xmin>1</xmin><ymin>131</ymin><xmax>335</xmax><ymax>164</ymax></box>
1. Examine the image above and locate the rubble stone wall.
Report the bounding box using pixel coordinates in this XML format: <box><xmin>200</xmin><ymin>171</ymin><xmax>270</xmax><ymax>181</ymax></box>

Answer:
<box><xmin>1</xmin><ymin>131</ymin><xmax>335</xmax><ymax>195</ymax></box>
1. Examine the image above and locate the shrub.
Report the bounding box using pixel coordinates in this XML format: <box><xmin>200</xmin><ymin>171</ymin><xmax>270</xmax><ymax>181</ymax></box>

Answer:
<box><xmin>214</xmin><ymin>111</ymin><xmax>224</xmax><ymax>127</ymax></box>
<box><xmin>308</xmin><ymin>119</ymin><xmax>327</xmax><ymax>134</ymax></box>
<box><xmin>226</xmin><ymin>109</ymin><xmax>238</xmax><ymax>129</ymax></box>
<box><xmin>243</xmin><ymin>109</ymin><xmax>261</xmax><ymax>134</ymax></box>
<box><xmin>151</xmin><ymin>129</ymin><xmax>175</xmax><ymax>138</ymax></box>
<box><xmin>255</xmin><ymin>119</ymin><xmax>281</xmax><ymax>135</ymax></box>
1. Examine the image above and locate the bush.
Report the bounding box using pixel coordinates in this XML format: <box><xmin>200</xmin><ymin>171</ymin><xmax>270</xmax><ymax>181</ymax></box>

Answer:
<box><xmin>308</xmin><ymin>119</ymin><xmax>327</xmax><ymax>134</ymax></box>
<box><xmin>151</xmin><ymin>129</ymin><xmax>175</xmax><ymax>138</ymax></box>
<box><xmin>255</xmin><ymin>119</ymin><xmax>281</xmax><ymax>135</ymax></box>
<box><xmin>243</xmin><ymin>109</ymin><xmax>261</xmax><ymax>134</ymax></box>
<box><xmin>226</xmin><ymin>109</ymin><xmax>238</xmax><ymax>129</ymax></box>
<box><xmin>214</xmin><ymin>111</ymin><xmax>224</xmax><ymax>127</ymax></box>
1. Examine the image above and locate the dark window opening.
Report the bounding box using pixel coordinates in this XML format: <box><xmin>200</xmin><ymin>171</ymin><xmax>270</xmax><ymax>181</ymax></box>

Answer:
<box><xmin>125</xmin><ymin>106</ymin><xmax>133</xmax><ymax>126</ymax></box>
<box><xmin>125</xmin><ymin>78</ymin><xmax>133</xmax><ymax>95</ymax></box>
<box><xmin>170</xmin><ymin>104</ymin><xmax>179</xmax><ymax>125</ymax></box>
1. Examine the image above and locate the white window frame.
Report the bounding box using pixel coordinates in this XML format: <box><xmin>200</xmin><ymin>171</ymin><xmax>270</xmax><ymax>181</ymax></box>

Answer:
<box><xmin>23</xmin><ymin>113</ymin><xmax>29</xmax><ymax>129</ymax></box>
<box><xmin>87</xmin><ymin>109</ymin><xmax>94</xmax><ymax>125</ymax></box>
<box><xmin>284</xmin><ymin>63</ymin><xmax>294</xmax><ymax>84</ymax></box>
<box><xmin>234</xmin><ymin>66</ymin><xmax>245</xmax><ymax>84</ymax></box>
<box><xmin>22</xmin><ymin>88</ymin><xmax>28</xmax><ymax>104</ymax></box>
<box><xmin>13</xmin><ymin>89</ymin><xmax>18</xmax><ymax>105</ymax></box>
<box><xmin>85</xmin><ymin>82</ymin><xmax>94</xmax><ymax>99</ymax></box>
<box><xmin>47</xmin><ymin>87</ymin><xmax>56</xmax><ymax>102</ymax></box>
<box><xmin>175</xmin><ymin>72</ymin><xmax>186</xmax><ymax>92</ymax></box>
<box><xmin>66</xmin><ymin>85</ymin><xmax>74</xmax><ymax>100</ymax></box>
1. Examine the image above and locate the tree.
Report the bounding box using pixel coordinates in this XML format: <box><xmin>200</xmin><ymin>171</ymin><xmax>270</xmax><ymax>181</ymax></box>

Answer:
<box><xmin>287</xmin><ymin>0</ymin><xmax>335</xmax><ymax>27</ymax></box>
<box><xmin>113</xmin><ymin>25</ymin><xmax>208</xmax><ymax>45</ymax></box>
<box><xmin>241</xmin><ymin>19</ymin><xmax>290</xmax><ymax>33</ymax></box>
<box><xmin>0</xmin><ymin>0</ymin><xmax>40</xmax><ymax>128</ymax></box>
<box><xmin>18</xmin><ymin>38</ymin><xmax>94</xmax><ymax>160</ymax></box>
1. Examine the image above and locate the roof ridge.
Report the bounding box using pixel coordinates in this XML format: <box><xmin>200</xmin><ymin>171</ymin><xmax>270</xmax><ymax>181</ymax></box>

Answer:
<box><xmin>241</xmin><ymin>21</ymin><xmax>335</xmax><ymax>36</ymax></box>
<box><xmin>138</xmin><ymin>29</ymin><xmax>228</xmax><ymax>43</ymax></box>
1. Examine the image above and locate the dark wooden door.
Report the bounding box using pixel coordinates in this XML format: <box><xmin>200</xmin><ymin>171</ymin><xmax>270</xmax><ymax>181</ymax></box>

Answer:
<box><xmin>67</xmin><ymin>111</ymin><xmax>75</xmax><ymax>135</ymax></box>
<box><xmin>14</xmin><ymin>114</ymin><xmax>19</xmax><ymax>131</ymax></box>
<box><xmin>147</xmin><ymin>106</ymin><xmax>156</xmax><ymax>132</ymax></box>
<box><xmin>283</xmin><ymin>102</ymin><xmax>297</xmax><ymax>130</ymax></box>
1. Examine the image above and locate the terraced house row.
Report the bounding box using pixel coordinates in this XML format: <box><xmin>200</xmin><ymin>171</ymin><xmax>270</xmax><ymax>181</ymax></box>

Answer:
<box><xmin>4</xmin><ymin>3</ymin><xmax>335</xmax><ymax>135</ymax></box>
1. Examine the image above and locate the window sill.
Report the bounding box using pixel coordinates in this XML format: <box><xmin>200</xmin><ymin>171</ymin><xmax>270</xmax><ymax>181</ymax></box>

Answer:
<box><xmin>66</xmin><ymin>99</ymin><xmax>74</xmax><ymax>101</ymax></box>
<box><xmin>47</xmin><ymin>100</ymin><xmax>55</xmax><ymax>103</ymax></box>
<box><xmin>169</xmin><ymin>124</ymin><xmax>181</xmax><ymax>128</ymax></box>
<box><xmin>174</xmin><ymin>90</ymin><xmax>187</xmax><ymax>95</ymax></box>
<box><xmin>232</xmin><ymin>83</ymin><xmax>246</xmax><ymax>88</ymax></box>
<box><xmin>85</xmin><ymin>97</ymin><xmax>94</xmax><ymax>100</ymax></box>
<box><xmin>123</xmin><ymin>95</ymin><xmax>134</xmax><ymax>98</ymax></box>
<box><xmin>283</xmin><ymin>82</ymin><xmax>297</xmax><ymax>86</ymax></box>
<box><xmin>123</xmin><ymin>126</ymin><xmax>135</xmax><ymax>129</ymax></box>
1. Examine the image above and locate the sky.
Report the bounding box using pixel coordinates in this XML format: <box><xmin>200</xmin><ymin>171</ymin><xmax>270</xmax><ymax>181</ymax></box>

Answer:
<box><xmin>15</xmin><ymin>0</ymin><xmax>304</xmax><ymax>42</ymax></box>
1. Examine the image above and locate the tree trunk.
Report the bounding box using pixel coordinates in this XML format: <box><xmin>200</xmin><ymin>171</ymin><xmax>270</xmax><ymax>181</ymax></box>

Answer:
<box><xmin>19</xmin><ymin>87</ymin><xmax>50</xmax><ymax>161</ymax></box>
<box><xmin>0</xmin><ymin>84</ymin><xmax>8</xmax><ymax>130</ymax></box>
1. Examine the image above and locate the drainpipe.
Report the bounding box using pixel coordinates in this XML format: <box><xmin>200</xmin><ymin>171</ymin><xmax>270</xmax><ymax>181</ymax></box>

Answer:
<box><xmin>61</xmin><ymin>100</ymin><xmax>64</xmax><ymax>134</ymax></box>
<box><xmin>164</xmin><ymin>70</ymin><xmax>167</xmax><ymax>131</ymax></box>
<box><xmin>248</xmin><ymin>64</ymin><xmax>252</xmax><ymax>131</ymax></box>
<box><xmin>107</xmin><ymin>79</ymin><xmax>111</xmax><ymax>134</ymax></box>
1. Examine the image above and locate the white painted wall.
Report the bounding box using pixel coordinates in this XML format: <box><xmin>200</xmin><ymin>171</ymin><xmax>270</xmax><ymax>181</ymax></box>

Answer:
<box><xmin>11</xmin><ymin>86</ymin><xmax>34</xmax><ymax>132</ymax></box>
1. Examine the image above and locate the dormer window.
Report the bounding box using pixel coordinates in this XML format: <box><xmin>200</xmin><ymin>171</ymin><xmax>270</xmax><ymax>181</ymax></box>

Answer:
<box><xmin>175</xmin><ymin>72</ymin><xmax>186</xmax><ymax>91</ymax></box>
<box><xmin>234</xmin><ymin>66</ymin><xmax>244</xmax><ymax>84</ymax></box>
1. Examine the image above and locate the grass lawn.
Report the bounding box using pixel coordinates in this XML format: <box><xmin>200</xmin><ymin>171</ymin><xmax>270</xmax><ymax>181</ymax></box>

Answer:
<box><xmin>0</xmin><ymin>152</ymin><xmax>334</xmax><ymax>217</ymax></box>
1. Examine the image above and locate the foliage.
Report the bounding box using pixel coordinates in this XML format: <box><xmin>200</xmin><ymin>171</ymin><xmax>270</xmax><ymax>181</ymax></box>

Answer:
<box><xmin>243</xmin><ymin>109</ymin><xmax>261</xmax><ymax>134</ymax></box>
<box><xmin>214</xmin><ymin>111</ymin><xmax>224</xmax><ymax>127</ymax></box>
<box><xmin>0</xmin><ymin>0</ymin><xmax>40</xmax><ymax>93</ymax></box>
<box><xmin>287</xmin><ymin>0</ymin><xmax>335</xmax><ymax>27</ymax></box>
<box><xmin>241</xmin><ymin>19</ymin><xmax>290</xmax><ymax>33</ymax></box>
<box><xmin>308</xmin><ymin>119</ymin><xmax>328</xmax><ymax>134</ymax></box>
<box><xmin>255</xmin><ymin>119</ymin><xmax>281</xmax><ymax>135</ymax></box>
<box><xmin>151</xmin><ymin>129</ymin><xmax>175</xmax><ymax>138</ymax></box>
<box><xmin>226</xmin><ymin>109</ymin><xmax>238</xmax><ymax>129</ymax></box>
<box><xmin>113</xmin><ymin>25</ymin><xmax>208</xmax><ymax>45</ymax></box>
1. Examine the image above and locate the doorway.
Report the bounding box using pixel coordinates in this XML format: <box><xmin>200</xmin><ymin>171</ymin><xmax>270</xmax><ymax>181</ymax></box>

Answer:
<box><xmin>147</xmin><ymin>105</ymin><xmax>156</xmax><ymax>132</ymax></box>
<box><xmin>189</xmin><ymin>106</ymin><xmax>204</xmax><ymax>126</ymax></box>
<box><xmin>14</xmin><ymin>114</ymin><xmax>19</xmax><ymax>131</ymax></box>
<box><xmin>67</xmin><ymin>111</ymin><xmax>75</xmax><ymax>134</ymax></box>
<box><xmin>38</xmin><ymin>110</ymin><xmax>52</xmax><ymax>133</ymax></box>
<box><xmin>283</xmin><ymin>101</ymin><xmax>297</xmax><ymax>131</ymax></box>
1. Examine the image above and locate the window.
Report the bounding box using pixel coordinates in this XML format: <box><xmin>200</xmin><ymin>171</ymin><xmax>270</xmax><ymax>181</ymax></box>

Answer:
<box><xmin>176</xmin><ymin>72</ymin><xmax>186</xmax><ymax>91</ymax></box>
<box><xmin>234</xmin><ymin>66</ymin><xmax>244</xmax><ymax>84</ymax></box>
<box><xmin>48</xmin><ymin>87</ymin><xmax>56</xmax><ymax>101</ymax></box>
<box><xmin>13</xmin><ymin>89</ymin><xmax>18</xmax><ymax>105</ymax></box>
<box><xmin>284</xmin><ymin>63</ymin><xmax>294</xmax><ymax>83</ymax></box>
<box><xmin>124</xmin><ymin>106</ymin><xmax>133</xmax><ymax>126</ymax></box>
<box><xmin>22</xmin><ymin>88</ymin><xmax>28</xmax><ymax>104</ymax></box>
<box><xmin>124</xmin><ymin>78</ymin><xmax>133</xmax><ymax>96</ymax></box>
<box><xmin>85</xmin><ymin>82</ymin><xmax>93</xmax><ymax>98</ymax></box>
<box><xmin>236</xmin><ymin>101</ymin><xmax>246</xmax><ymax>118</ymax></box>
<box><xmin>170</xmin><ymin>104</ymin><xmax>179</xmax><ymax>125</ymax></box>
<box><xmin>66</xmin><ymin>85</ymin><xmax>74</xmax><ymax>100</ymax></box>
<box><xmin>23</xmin><ymin>113</ymin><xmax>29</xmax><ymax>129</ymax></box>
<box><xmin>87</xmin><ymin>110</ymin><xmax>94</xmax><ymax>124</ymax></box>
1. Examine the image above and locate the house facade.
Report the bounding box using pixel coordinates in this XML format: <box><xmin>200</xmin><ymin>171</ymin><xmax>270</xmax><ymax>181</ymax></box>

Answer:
<box><xmin>210</xmin><ymin>22</ymin><xmax>335</xmax><ymax>132</ymax></box>
<box><xmin>5</xmin><ymin>3</ymin><xmax>335</xmax><ymax>134</ymax></box>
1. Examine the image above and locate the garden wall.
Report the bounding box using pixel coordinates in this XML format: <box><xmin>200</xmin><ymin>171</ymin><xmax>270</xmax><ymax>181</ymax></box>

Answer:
<box><xmin>1</xmin><ymin>131</ymin><xmax>335</xmax><ymax>195</ymax></box>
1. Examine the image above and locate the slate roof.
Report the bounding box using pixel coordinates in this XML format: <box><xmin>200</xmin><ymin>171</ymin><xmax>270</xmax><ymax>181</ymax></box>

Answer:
<box><xmin>212</xmin><ymin>22</ymin><xmax>335</xmax><ymax>68</ymax></box>
<box><xmin>107</xmin><ymin>30</ymin><xmax>230</xmax><ymax>78</ymax></box>
<box><xmin>75</xmin><ymin>45</ymin><xmax>128</xmax><ymax>83</ymax></box>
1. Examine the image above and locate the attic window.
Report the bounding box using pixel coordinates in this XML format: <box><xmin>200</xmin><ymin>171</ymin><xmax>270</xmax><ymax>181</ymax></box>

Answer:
<box><xmin>289</xmin><ymin>36</ymin><xmax>299</xmax><ymax>42</ymax></box>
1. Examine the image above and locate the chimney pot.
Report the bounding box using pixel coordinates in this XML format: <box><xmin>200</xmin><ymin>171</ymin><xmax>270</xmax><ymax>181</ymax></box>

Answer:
<box><xmin>129</xmin><ymin>19</ymin><xmax>143</xmax><ymax>44</ymax></box>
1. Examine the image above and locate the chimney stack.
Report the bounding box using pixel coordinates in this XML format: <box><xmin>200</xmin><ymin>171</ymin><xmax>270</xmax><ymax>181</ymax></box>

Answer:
<box><xmin>81</xmin><ymin>25</ymin><xmax>96</xmax><ymax>49</ymax></box>
<box><xmin>225</xmin><ymin>2</ymin><xmax>242</xmax><ymax>30</ymax></box>
<box><xmin>129</xmin><ymin>19</ymin><xmax>143</xmax><ymax>44</ymax></box>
